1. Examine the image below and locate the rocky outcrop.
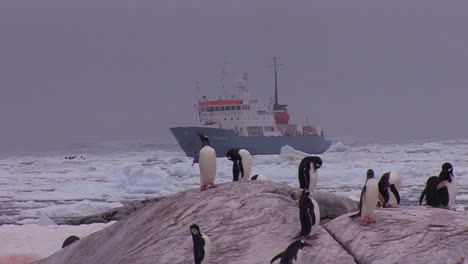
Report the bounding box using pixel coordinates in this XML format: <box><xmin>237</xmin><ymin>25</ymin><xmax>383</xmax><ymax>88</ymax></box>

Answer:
<box><xmin>36</xmin><ymin>181</ymin><xmax>467</xmax><ymax>264</ymax></box>
<box><xmin>324</xmin><ymin>206</ymin><xmax>468</xmax><ymax>264</ymax></box>
<box><xmin>63</xmin><ymin>186</ymin><xmax>357</xmax><ymax>226</ymax></box>
<box><xmin>36</xmin><ymin>181</ymin><xmax>355</xmax><ymax>264</ymax></box>
<box><xmin>313</xmin><ymin>191</ymin><xmax>359</xmax><ymax>221</ymax></box>
<box><xmin>62</xmin><ymin>187</ymin><xmax>358</xmax><ymax>225</ymax></box>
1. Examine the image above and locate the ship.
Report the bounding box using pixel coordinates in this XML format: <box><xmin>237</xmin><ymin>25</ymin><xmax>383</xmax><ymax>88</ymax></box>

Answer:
<box><xmin>170</xmin><ymin>57</ymin><xmax>332</xmax><ymax>158</ymax></box>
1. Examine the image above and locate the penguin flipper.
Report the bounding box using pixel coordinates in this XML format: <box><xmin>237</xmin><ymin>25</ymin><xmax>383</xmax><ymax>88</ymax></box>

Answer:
<box><xmin>350</xmin><ymin>185</ymin><xmax>366</xmax><ymax>218</ymax></box>
<box><xmin>419</xmin><ymin>188</ymin><xmax>426</xmax><ymax>205</ymax></box>
<box><xmin>309</xmin><ymin>200</ymin><xmax>316</xmax><ymax>226</ymax></box>
<box><xmin>292</xmin><ymin>233</ymin><xmax>302</xmax><ymax>239</ymax></box>
<box><xmin>270</xmin><ymin>252</ymin><xmax>283</xmax><ymax>264</ymax></box>
<box><xmin>390</xmin><ymin>184</ymin><xmax>401</xmax><ymax>204</ymax></box>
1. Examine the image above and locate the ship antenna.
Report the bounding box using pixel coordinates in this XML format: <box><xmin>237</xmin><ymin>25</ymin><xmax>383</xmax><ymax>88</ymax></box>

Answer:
<box><xmin>266</xmin><ymin>56</ymin><xmax>285</xmax><ymax>111</ymax></box>
<box><xmin>195</xmin><ymin>81</ymin><xmax>201</xmax><ymax>96</ymax></box>
<box><xmin>218</xmin><ymin>58</ymin><xmax>230</xmax><ymax>98</ymax></box>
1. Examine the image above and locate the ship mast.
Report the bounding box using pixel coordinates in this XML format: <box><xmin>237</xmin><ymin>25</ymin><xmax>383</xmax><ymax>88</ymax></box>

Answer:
<box><xmin>267</xmin><ymin>57</ymin><xmax>287</xmax><ymax>111</ymax></box>
<box><xmin>218</xmin><ymin>58</ymin><xmax>230</xmax><ymax>99</ymax></box>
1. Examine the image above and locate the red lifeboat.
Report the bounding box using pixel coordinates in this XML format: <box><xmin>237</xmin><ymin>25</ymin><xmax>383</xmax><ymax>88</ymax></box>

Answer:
<box><xmin>274</xmin><ymin>111</ymin><xmax>290</xmax><ymax>125</ymax></box>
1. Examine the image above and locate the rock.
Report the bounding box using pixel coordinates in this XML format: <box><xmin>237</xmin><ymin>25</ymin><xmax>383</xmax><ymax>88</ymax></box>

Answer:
<box><xmin>35</xmin><ymin>181</ymin><xmax>354</xmax><ymax>264</ymax></box>
<box><xmin>324</xmin><ymin>206</ymin><xmax>468</xmax><ymax>264</ymax></box>
<box><xmin>288</xmin><ymin>189</ymin><xmax>359</xmax><ymax>221</ymax></box>
<box><xmin>313</xmin><ymin>191</ymin><xmax>358</xmax><ymax>220</ymax></box>
<box><xmin>81</xmin><ymin>217</ymin><xmax>108</xmax><ymax>225</ymax></box>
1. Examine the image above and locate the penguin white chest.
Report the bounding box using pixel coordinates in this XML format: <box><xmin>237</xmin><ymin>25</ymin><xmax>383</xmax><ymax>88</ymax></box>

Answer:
<box><xmin>309</xmin><ymin>168</ymin><xmax>317</xmax><ymax>191</ymax></box>
<box><xmin>447</xmin><ymin>175</ymin><xmax>458</xmax><ymax>208</ymax></box>
<box><xmin>311</xmin><ymin>198</ymin><xmax>320</xmax><ymax>229</ymax></box>
<box><xmin>238</xmin><ymin>149</ymin><xmax>252</xmax><ymax>181</ymax></box>
<box><xmin>199</xmin><ymin>146</ymin><xmax>216</xmax><ymax>185</ymax></box>
<box><xmin>388</xmin><ymin>171</ymin><xmax>401</xmax><ymax>205</ymax></box>
<box><xmin>201</xmin><ymin>233</ymin><xmax>211</xmax><ymax>264</ymax></box>
<box><xmin>362</xmin><ymin>179</ymin><xmax>378</xmax><ymax>219</ymax></box>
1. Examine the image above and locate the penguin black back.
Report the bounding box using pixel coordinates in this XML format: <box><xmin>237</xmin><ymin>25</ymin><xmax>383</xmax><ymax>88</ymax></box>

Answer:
<box><xmin>419</xmin><ymin>176</ymin><xmax>440</xmax><ymax>206</ymax></box>
<box><xmin>61</xmin><ymin>235</ymin><xmax>80</xmax><ymax>248</ymax></box>
<box><xmin>378</xmin><ymin>172</ymin><xmax>391</xmax><ymax>205</ymax></box>
<box><xmin>226</xmin><ymin>148</ymin><xmax>243</xmax><ymax>181</ymax></box>
<box><xmin>298</xmin><ymin>156</ymin><xmax>322</xmax><ymax>189</ymax></box>
<box><xmin>271</xmin><ymin>240</ymin><xmax>311</xmax><ymax>264</ymax></box>
<box><xmin>190</xmin><ymin>224</ymin><xmax>206</xmax><ymax>264</ymax></box>
<box><xmin>297</xmin><ymin>189</ymin><xmax>316</xmax><ymax>237</ymax></box>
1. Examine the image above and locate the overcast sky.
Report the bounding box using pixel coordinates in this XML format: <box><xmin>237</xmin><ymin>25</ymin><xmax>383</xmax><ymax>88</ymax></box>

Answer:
<box><xmin>1</xmin><ymin>1</ymin><xmax>467</xmax><ymax>153</ymax></box>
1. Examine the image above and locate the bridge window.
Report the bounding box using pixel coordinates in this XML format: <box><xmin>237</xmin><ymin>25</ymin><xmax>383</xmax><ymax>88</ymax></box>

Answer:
<box><xmin>208</xmin><ymin>107</ymin><xmax>214</xmax><ymax>112</ymax></box>
<box><xmin>236</xmin><ymin>106</ymin><xmax>241</xmax><ymax>110</ymax></box>
<box><xmin>215</xmin><ymin>106</ymin><xmax>220</xmax><ymax>111</ymax></box>
<box><xmin>220</xmin><ymin>106</ymin><xmax>225</xmax><ymax>111</ymax></box>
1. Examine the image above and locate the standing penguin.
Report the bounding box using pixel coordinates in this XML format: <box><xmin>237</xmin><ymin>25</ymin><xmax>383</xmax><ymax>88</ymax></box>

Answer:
<box><xmin>294</xmin><ymin>189</ymin><xmax>320</xmax><ymax>239</ymax></box>
<box><xmin>270</xmin><ymin>240</ymin><xmax>311</xmax><ymax>264</ymax></box>
<box><xmin>226</xmin><ymin>148</ymin><xmax>252</xmax><ymax>181</ymax></box>
<box><xmin>350</xmin><ymin>169</ymin><xmax>379</xmax><ymax>226</ymax></box>
<box><xmin>437</xmin><ymin>162</ymin><xmax>458</xmax><ymax>208</ymax></box>
<box><xmin>298</xmin><ymin>156</ymin><xmax>322</xmax><ymax>191</ymax></box>
<box><xmin>420</xmin><ymin>162</ymin><xmax>458</xmax><ymax>208</ymax></box>
<box><xmin>197</xmin><ymin>131</ymin><xmax>217</xmax><ymax>191</ymax></box>
<box><xmin>190</xmin><ymin>224</ymin><xmax>211</xmax><ymax>264</ymax></box>
<box><xmin>378</xmin><ymin>171</ymin><xmax>401</xmax><ymax>208</ymax></box>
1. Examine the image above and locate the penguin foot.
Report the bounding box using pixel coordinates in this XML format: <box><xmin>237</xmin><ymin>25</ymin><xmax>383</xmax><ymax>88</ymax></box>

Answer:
<box><xmin>360</xmin><ymin>220</ymin><xmax>369</xmax><ymax>227</ymax></box>
<box><xmin>200</xmin><ymin>186</ymin><xmax>207</xmax><ymax>191</ymax></box>
<box><xmin>209</xmin><ymin>183</ymin><xmax>217</xmax><ymax>188</ymax></box>
<box><xmin>368</xmin><ymin>218</ymin><xmax>377</xmax><ymax>224</ymax></box>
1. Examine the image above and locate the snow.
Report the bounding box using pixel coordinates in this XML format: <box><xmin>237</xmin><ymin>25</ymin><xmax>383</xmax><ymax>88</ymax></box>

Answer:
<box><xmin>0</xmin><ymin>222</ymin><xmax>115</xmax><ymax>263</ymax></box>
<box><xmin>0</xmin><ymin>139</ymin><xmax>467</xmax><ymax>261</ymax></box>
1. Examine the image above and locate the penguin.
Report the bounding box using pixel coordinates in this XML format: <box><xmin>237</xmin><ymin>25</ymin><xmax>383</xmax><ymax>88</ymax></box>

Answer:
<box><xmin>270</xmin><ymin>240</ymin><xmax>311</xmax><ymax>264</ymax></box>
<box><xmin>349</xmin><ymin>169</ymin><xmax>379</xmax><ymax>226</ymax></box>
<box><xmin>419</xmin><ymin>162</ymin><xmax>458</xmax><ymax>208</ymax></box>
<box><xmin>298</xmin><ymin>156</ymin><xmax>322</xmax><ymax>191</ymax></box>
<box><xmin>419</xmin><ymin>176</ymin><xmax>440</xmax><ymax>207</ymax></box>
<box><xmin>294</xmin><ymin>189</ymin><xmax>320</xmax><ymax>239</ymax></box>
<box><xmin>437</xmin><ymin>162</ymin><xmax>457</xmax><ymax>208</ymax></box>
<box><xmin>190</xmin><ymin>224</ymin><xmax>211</xmax><ymax>264</ymax></box>
<box><xmin>250</xmin><ymin>174</ymin><xmax>268</xmax><ymax>181</ymax></box>
<box><xmin>378</xmin><ymin>171</ymin><xmax>401</xmax><ymax>208</ymax></box>
<box><xmin>226</xmin><ymin>148</ymin><xmax>252</xmax><ymax>181</ymax></box>
<box><xmin>197</xmin><ymin>131</ymin><xmax>217</xmax><ymax>191</ymax></box>
<box><xmin>61</xmin><ymin>235</ymin><xmax>80</xmax><ymax>248</ymax></box>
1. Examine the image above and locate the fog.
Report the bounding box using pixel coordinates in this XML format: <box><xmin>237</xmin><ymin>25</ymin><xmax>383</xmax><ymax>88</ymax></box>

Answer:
<box><xmin>1</xmin><ymin>0</ymin><xmax>467</xmax><ymax>153</ymax></box>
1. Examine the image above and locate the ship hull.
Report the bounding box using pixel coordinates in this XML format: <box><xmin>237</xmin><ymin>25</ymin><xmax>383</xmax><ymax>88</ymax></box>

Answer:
<box><xmin>170</xmin><ymin>126</ymin><xmax>332</xmax><ymax>158</ymax></box>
